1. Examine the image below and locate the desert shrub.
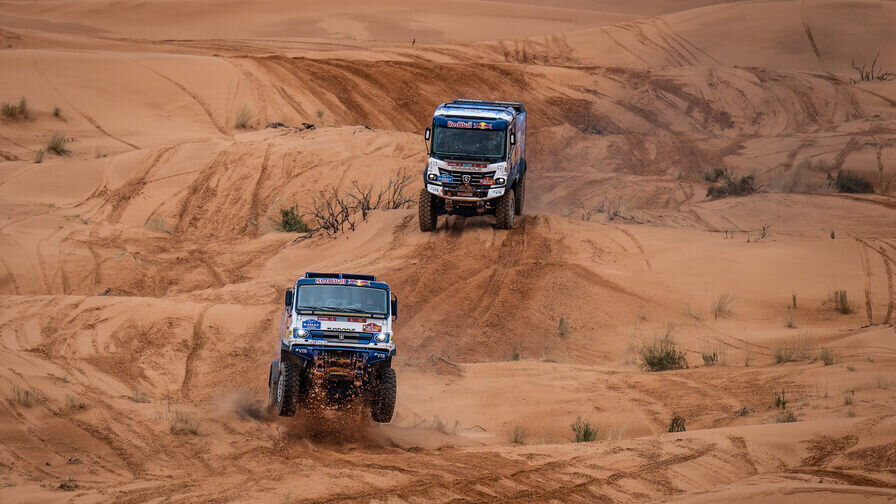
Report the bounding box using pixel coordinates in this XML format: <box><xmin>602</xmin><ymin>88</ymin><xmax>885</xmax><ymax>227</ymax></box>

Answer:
<box><xmin>776</xmin><ymin>410</ymin><xmax>797</xmax><ymax>423</ymax></box>
<box><xmin>1</xmin><ymin>97</ymin><xmax>30</xmax><ymax>120</ymax></box>
<box><xmin>843</xmin><ymin>390</ymin><xmax>855</xmax><ymax>405</ymax></box>
<box><xmin>774</xmin><ymin>389</ymin><xmax>787</xmax><ymax>410</ymax></box>
<box><xmin>53</xmin><ymin>105</ymin><xmax>61</xmax><ymax>118</ymax></box>
<box><xmin>831</xmin><ymin>290</ymin><xmax>853</xmax><ymax>314</ymax></box>
<box><xmin>133</xmin><ymin>389</ymin><xmax>149</xmax><ymax>403</ymax></box>
<box><xmin>668</xmin><ymin>415</ymin><xmax>686</xmax><ymax>433</ymax></box>
<box><xmin>706</xmin><ymin>168</ymin><xmax>759</xmax><ymax>199</ymax></box>
<box><xmin>509</xmin><ymin>425</ymin><xmax>528</xmax><ymax>444</ymax></box>
<box><xmin>703</xmin><ymin>167</ymin><xmax>728</xmax><ymax>183</ymax></box>
<box><xmin>169</xmin><ymin>410</ymin><xmax>200</xmax><ymax>435</ymax></box>
<box><xmin>510</xmin><ymin>343</ymin><xmax>521</xmax><ymax>361</ymax></box>
<box><xmin>571</xmin><ymin>417</ymin><xmax>597</xmax><ymax>442</ymax></box>
<box><xmin>316</xmin><ymin>108</ymin><xmax>325</xmax><ymax>120</ymax></box>
<box><xmin>10</xmin><ymin>386</ymin><xmax>33</xmax><ymax>407</ymax></box>
<box><xmin>819</xmin><ymin>347</ymin><xmax>835</xmax><ymax>366</ymax></box>
<box><xmin>639</xmin><ymin>332</ymin><xmax>688</xmax><ymax>372</ymax></box>
<box><xmin>234</xmin><ymin>106</ymin><xmax>252</xmax><ymax>129</ymax></box>
<box><xmin>711</xmin><ymin>292</ymin><xmax>734</xmax><ymax>319</ymax></box>
<box><xmin>145</xmin><ymin>216</ymin><xmax>172</xmax><ymax>234</ymax></box>
<box><xmin>850</xmin><ymin>53</ymin><xmax>896</xmax><ymax>82</ymax></box>
<box><xmin>66</xmin><ymin>394</ymin><xmax>87</xmax><ymax>410</ymax></box>
<box><xmin>59</xmin><ymin>477</ymin><xmax>79</xmax><ymax>491</ymax></box>
<box><xmin>277</xmin><ymin>205</ymin><xmax>309</xmax><ymax>233</ymax></box>
<box><xmin>46</xmin><ymin>132</ymin><xmax>69</xmax><ymax>156</ymax></box>
<box><xmin>785</xmin><ymin>309</ymin><xmax>795</xmax><ymax>328</ymax></box>
<box><xmin>1</xmin><ymin>102</ymin><xmax>17</xmax><ymax>119</ymax></box>
<box><xmin>702</xmin><ymin>352</ymin><xmax>718</xmax><ymax>366</ymax></box>
<box><xmin>558</xmin><ymin>317</ymin><xmax>570</xmax><ymax>338</ymax></box>
<box><xmin>773</xmin><ymin>332</ymin><xmax>812</xmax><ymax>364</ymax></box>
<box><xmin>834</xmin><ymin>171</ymin><xmax>873</xmax><ymax>194</ymax></box>
<box><xmin>33</xmin><ymin>149</ymin><xmax>45</xmax><ymax>164</ymax></box>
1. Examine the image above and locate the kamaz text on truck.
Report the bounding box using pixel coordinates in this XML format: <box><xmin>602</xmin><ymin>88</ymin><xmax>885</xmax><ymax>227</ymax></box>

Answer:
<box><xmin>419</xmin><ymin>99</ymin><xmax>527</xmax><ymax>231</ymax></box>
<box><xmin>267</xmin><ymin>272</ymin><xmax>397</xmax><ymax>422</ymax></box>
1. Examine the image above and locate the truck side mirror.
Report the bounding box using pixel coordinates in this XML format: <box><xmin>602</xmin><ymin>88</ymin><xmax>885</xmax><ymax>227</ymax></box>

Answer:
<box><xmin>390</xmin><ymin>299</ymin><xmax>398</xmax><ymax>319</ymax></box>
<box><xmin>509</xmin><ymin>132</ymin><xmax>516</xmax><ymax>145</ymax></box>
<box><xmin>285</xmin><ymin>288</ymin><xmax>294</xmax><ymax>308</ymax></box>
<box><xmin>424</xmin><ymin>127</ymin><xmax>431</xmax><ymax>141</ymax></box>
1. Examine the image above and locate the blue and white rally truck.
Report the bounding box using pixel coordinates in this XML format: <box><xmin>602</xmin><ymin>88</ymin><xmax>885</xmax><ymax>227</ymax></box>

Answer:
<box><xmin>268</xmin><ymin>272</ymin><xmax>397</xmax><ymax>422</ymax></box>
<box><xmin>419</xmin><ymin>99</ymin><xmax>527</xmax><ymax>231</ymax></box>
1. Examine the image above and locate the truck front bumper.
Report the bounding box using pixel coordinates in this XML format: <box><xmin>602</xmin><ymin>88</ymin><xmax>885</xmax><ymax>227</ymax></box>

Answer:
<box><xmin>283</xmin><ymin>337</ymin><xmax>395</xmax><ymax>365</ymax></box>
<box><xmin>427</xmin><ymin>183</ymin><xmax>505</xmax><ymax>201</ymax></box>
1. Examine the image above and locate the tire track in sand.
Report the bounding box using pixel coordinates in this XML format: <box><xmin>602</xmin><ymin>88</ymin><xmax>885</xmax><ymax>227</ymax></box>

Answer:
<box><xmin>140</xmin><ymin>65</ymin><xmax>231</xmax><ymax>137</ymax></box>
<box><xmin>856</xmin><ymin>237</ymin><xmax>895</xmax><ymax>324</ymax></box>
<box><xmin>34</xmin><ymin>61</ymin><xmax>140</xmax><ymax>150</ymax></box>
<box><xmin>181</xmin><ymin>304</ymin><xmax>213</xmax><ymax>400</ymax></box>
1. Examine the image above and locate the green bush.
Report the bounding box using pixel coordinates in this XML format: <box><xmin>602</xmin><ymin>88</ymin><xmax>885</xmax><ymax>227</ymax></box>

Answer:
<box><xmin>571</xmin><ymin>417</ymin><xmax>597</xmax><ymax>442</ymax></box>
<box><xmin>278</xmin><ymin>205</ymin><xmax>309</xmax><ymax>233</ymax></box>
<box><xmin>834</xmin><ymin>170</ymin><xmax>873</xmax><ymax>194</ymax></box>
<box><xmin>639</xmin><ymin>333</ymin><xmax>688</xmax><ymax>371</ymax></box>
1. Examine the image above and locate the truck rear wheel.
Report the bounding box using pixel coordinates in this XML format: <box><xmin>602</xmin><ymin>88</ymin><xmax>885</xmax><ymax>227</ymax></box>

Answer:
<box><xmin>370</xmin><ymin>368</ymin><xmax>396</xmax><ymax>423</ymax></box>
<box><xmin>495</xmin><ymin>188</ymin><xmax>515</xmax><ymax>229</ymax></box>
<box><xmin>418</xmin><ymin>188</ymin><xmax>438</xmax><ymax>232</ymax></box>
<box><xmin>514</xmin><ymin>175</ymin><xmax>525</xmax><ymax>216</ymax></box>
<box><xmin>274</xmin><ymin>361</ymin><xmax>302</xmax><ymax>417</ymax></box>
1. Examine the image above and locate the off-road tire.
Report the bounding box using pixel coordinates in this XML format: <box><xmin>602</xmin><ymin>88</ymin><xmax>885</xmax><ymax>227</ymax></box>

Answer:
<box><xmin>514</xmin><ymin>175</ymin><xmax>526</xmax><ymax>216</ymax></box>
<box><xmin>275</xmin><ymin>361</ymin><xmax>302</xmax><ymax>417</ymax></box>
<box><xmin>495</xmin><ymin>188</ymin><xmax>515</xmax><ymax>229</ymax></box>
<box><xmin>418</xmin><ymin>188</ymin><xmax>438</xmax><ymax>232</ymax></box>
<box><xmin>266</xmin><ymin>361</ymin><xmax>279</xmax><ymax>414</ymax></box>
<box><xmin>371</xmin><ymin>368</ymin><xmax>397</xmax><ymax>423</ymax></box>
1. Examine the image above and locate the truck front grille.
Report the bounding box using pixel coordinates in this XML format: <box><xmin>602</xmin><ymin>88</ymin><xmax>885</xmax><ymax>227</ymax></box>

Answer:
<box><xmin>440</xmin><ymin>170</ymin><xmax>496</xmax><ymax>198</ymax></box>
<box><xmin>317</xmin><ymin>331</ymin><xmax>365</xmax><ymax>344</ymax></box>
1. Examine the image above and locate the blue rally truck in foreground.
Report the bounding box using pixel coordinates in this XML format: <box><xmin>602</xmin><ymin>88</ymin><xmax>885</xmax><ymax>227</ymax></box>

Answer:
<box><xmin>419</xmin><ymin>99</ymin><xmax>527</xmax><ymax>231</ymax></box>
<box><xmin>268</xmin><ymin>273</ymin><xmax>397</xmax><ymax>422</ymax></box>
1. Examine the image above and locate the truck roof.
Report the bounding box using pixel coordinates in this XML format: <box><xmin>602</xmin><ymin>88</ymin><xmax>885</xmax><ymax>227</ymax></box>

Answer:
<box><xmin>434</xmin><ymin>99</ymin><xmax>525</xmax><ymax>121</ymax></box>
<box><xmin>296</xmin><ymin>272</ymin><xmax>389</xmax><ymax>289</ymax></box>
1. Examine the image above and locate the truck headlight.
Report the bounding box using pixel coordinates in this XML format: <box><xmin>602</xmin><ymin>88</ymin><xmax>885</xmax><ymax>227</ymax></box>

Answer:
<box><xmin>374</xmin><ymin>333</ymin><xmax>388</xmax><ymax>342</ymax></box>
<box><xmin>427</xmin><ymin>173</ymin><xmax>438</xmax><ymax>181</ymax></box>
<box><xmin>296</xmin><ymin>329</ymin><xmax>309</xmax><ymax>338</ymax></box>
<box><xmin>495</xmin><ymin>177</ymin><xmax>506</xmax><ymax>185</ymax></box>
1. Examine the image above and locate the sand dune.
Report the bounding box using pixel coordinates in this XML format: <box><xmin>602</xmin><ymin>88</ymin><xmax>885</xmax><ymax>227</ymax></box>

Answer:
<box><xmin>2</xmin><ymin>0</ymin><xmax>896</xmax><ymax>502</ymax></box>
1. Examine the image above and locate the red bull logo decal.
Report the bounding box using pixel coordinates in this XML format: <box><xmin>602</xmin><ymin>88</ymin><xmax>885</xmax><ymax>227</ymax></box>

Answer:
<box><xmin>447</xmin><ymin>121</ymin><xmax>473</xmax><ymax>129</ymax></box>
<box><xmin>474</xmin><ymin>122</ymin><xmax>491</xmax><ymax>129</ymax></box>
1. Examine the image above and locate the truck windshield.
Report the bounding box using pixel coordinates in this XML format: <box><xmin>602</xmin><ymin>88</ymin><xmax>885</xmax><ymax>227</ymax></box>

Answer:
<box><xmin>432</xmin><ymin>126</ymin><xmax>506</xmax><ymax>160</ymax></box>
<box><xmin>295</xmin><ymin>285</ymin><xmax>388</xmax><ymax>317</ymax></box>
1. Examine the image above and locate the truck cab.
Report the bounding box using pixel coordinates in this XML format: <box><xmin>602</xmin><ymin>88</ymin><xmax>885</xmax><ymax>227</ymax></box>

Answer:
<box><xmin>268</xmin><ymin>272</ymin><xmax>397</xmax><ymax>422</ymax></box>
<box><xmin>419</xmin><ymin>99</ymin><xmax>527</xmax><ymax>231</ymax></box>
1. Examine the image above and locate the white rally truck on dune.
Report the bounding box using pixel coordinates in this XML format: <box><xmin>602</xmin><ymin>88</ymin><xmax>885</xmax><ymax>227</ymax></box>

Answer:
<box><xmin>268</xmin><ymin>272</ymin><xmax>397</xmax><ymax>422</ymax></box>
<box><xmin>419</xmin><ymin>99</ymin><xmax>527</xmax><ymax>231</ymax></box>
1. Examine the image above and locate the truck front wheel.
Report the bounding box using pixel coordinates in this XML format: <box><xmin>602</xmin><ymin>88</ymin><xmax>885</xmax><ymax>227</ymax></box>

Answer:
<box><xmin>495</xmin><ymin>188</ymin><xmax>515</xmax><ymax>229</ymax></box>
<box><xmin>370</xmin><ymin>368</ymin><xmax>397</xmax><ymax>423</ymax></box>
<box><xmin>274</xmin><ymin>361</ymin><xmax>302</xmax><ymax>417</ymax></box>
<box><xmin>418</xmin><ymin>188</ymin><xmax>438</xmax><ymax>232</ymax></box>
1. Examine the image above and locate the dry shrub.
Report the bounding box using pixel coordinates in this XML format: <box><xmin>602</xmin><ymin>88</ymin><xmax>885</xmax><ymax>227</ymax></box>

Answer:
<box><xmin>706</xmin><ymin>168</ymin><xmax>760</xmax><ymax>199</ymax></box>
<box><xmin>509</xmin><ymin>425</ymin><xmax>528</xmax><ymax>444</ymax></box>
<box><xmin>1</xmin><ymin>97</ymin><xmax>30</xmax><ymax>120</ymax></box>
<box><xmin>10</xmin><ymin>386</ymin><xmax>33</xmax><ymax>407</ymax></box>
<box><xmin>668</xmin><ymin>415</ymin><xmax>686</xmax><ymax>432</ymax></box>
<box><xmin>850</xmin><ymin>53</ymin><xmax>896</xmax><ymax>82</ymax></box>
<box><xmin>46</xmin><ymin>132</ymin><xmax>69</xmax><ymax>156</ymax></box>
<box><xmin>276</xmin><ymin>205</ymin><xmax>309</xmax><ymax>233</ymax></box>
<box><xmin>830</xmin><ymin>290</ymin><xmax>853</xmax><ymax>314</ymax></box>
<box><xmin>773</xmin><ymin>331</ymin><xmax>812</xmax><ymax>363</ymax></box>
<box><xmin>570</xmin><ymin>417</ymin><xmax>597</xmax><ymax>442</ymax></box>
<box><xmin>234</xmin><ymin>106</ymin><xmax>252</xmax><ymax>129</ymax></box>
<box><xmin>169</xmin><ymin>410</ymin><xmax>200</xmax><ymax>435</ymax></box>
<box><xmin>639</xmin><ymin>326</ymin><xmax>688</xmax><ymax>372</ymax></box>
<box><xmin>819</xmin><ymin>347</ymin><xmax>835</xmax><ymax>366</ymax></box>
<box><xmin>711</xmin><ymin>292</ymin><xmax>734</xmax><ymax>319</ymax></box>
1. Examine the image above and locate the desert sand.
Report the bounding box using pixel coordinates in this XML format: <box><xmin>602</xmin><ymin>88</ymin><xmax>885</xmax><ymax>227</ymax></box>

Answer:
<box><xmin>1</xmin><ymin>0</ymin><xmax>896</xmax><ymax>502</ymax></box>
